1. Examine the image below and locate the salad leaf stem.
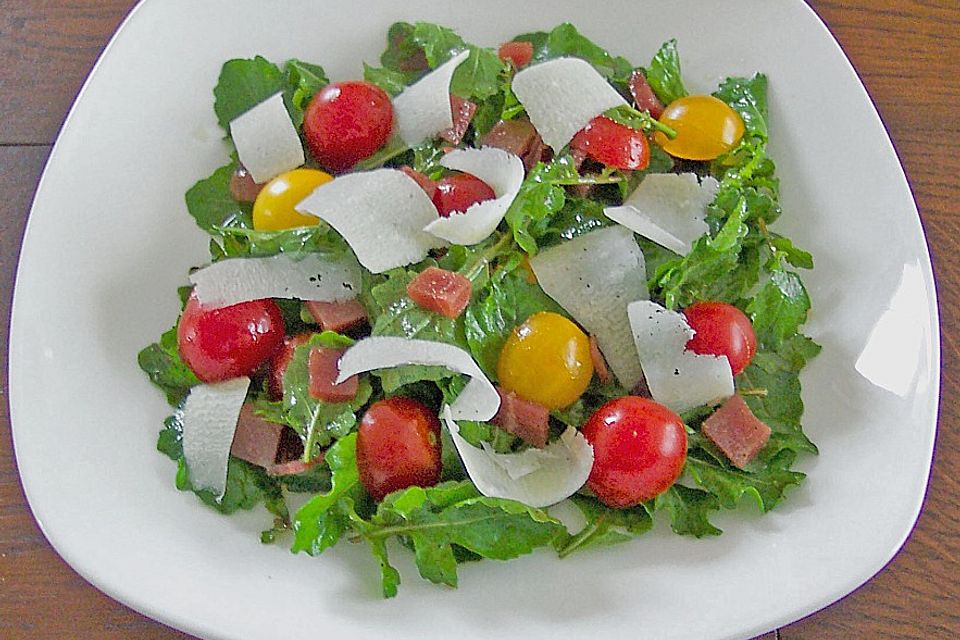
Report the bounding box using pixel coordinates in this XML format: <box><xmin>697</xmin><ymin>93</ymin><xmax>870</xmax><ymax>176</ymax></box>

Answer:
<box><xmin>556</xmin><ymin>513</ymin><xmax>608</xmax><ymax>558</ymax></box>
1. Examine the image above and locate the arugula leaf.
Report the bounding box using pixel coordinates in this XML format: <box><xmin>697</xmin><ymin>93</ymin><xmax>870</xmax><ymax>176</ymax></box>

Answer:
<box><xmin>363</xmin><ymin>62</ymin><xmax>408</xmax><ymax>97</ymax></box>
<box><xmin>138</xmin><ymin>326</ymin><xmax>199</xmax><ymax>406</ymax></box>
<box><xmin>686</xmin><ymin>449</ymin><xmax>805</xmax><ymax>512</ymax></box>
<box><xmin>505</xmin><ymin>156</ymin><xmax>580</xmax><ymax>254</ymax></box>
<box><xmin>213</xmin><ymin>56</ymin><xmax>287</xmax><ymax>131</ymax></box>
<box><xmin>284</xmin><ymin>59</ymin><xmax>328</xmax><ymax>126</ymax></box>
<box><xmin>282</xmin><ymin>332</ymin><xmax>372</xmax><ymax>458</ymax></box>
<box><xmin>515</xmin><ymin>23</ymin><xmax>634</xmax><ymax>85</ymax></box>
<box><xmin>646</xmin><ymin>39</ymin><xmax>688</xmax><ymax>104</ymax></box>
<box><xmin>291</xmin><ymin>433</ymin><xmax>365</xmax><ymax>555</ymax></box>
<box><xmin>213</xmin><ymin>225</ymin><xmax>345</xmax><ymax>259</ymax></box>
<box><xmin>747</xmin><ymin>270</ymin><xmax>811</xmax><ymax>350</ymax></box>
<box><xmin>555</xmin><ymin>495</ymin><xmax>653</xmax><ymax>556</ymax></box>
<box><xmin>185</xmin><ymin>163</ymin><xmax>252</xmax><ymax>233</ymax></box>
<box><xmin>714</xmin><ymin>74</ymin><xmax>768</xmax><ymax>141</ymax></box>
<box><xmin>654</xmin><ymin>484</ymin><xmax>722</xmax><ymax>537</ymax></box>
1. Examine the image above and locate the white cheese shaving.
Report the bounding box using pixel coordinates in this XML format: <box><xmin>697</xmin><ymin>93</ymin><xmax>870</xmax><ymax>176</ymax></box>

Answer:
<box><xmin>530</xmin><ymin>226</ymin><xmax>649</xmax><ymax>389</ymax></box>
<box><xmin>296</xmin><ymin>169</ymin><xmax>442</xmax><ymax>274</ymax></box>
<box><xmin>336</xmin><ymin>337</ymin><xmax>499</xmax><ymax>422</ymax></box>
<box><xmin>627</xmin><ymin>300</ymin><xmax>734</xmax><ymax>413</ymax></box>
<box><xmin>180</xmin><ymin>377</ymin><xmax>251</xmax><ymax>499</ymax></box>
<box><xmin>189</xmin><ymin>252</ymin><xmax>361</xmax><ymax>310</ymax></box>
<box><xmin>228</xmin><ymin>93</ymin><xmax>305</xmax><ymax>183</ymax></box>
<box><xmin>393</xmin><ymin>51</ymin><xmax>470</xmax><ymax>145</ymax></box>
<box><xmin>443</xmin><ymin>407</ymin><xmax>593</xmax><ymax>508</ymax></box>
<box><xmin>423</xmin><ymin>147</ymin><xmax>525</xmax><ymax>245</ymax></box>
<box><xmin>511</xmin><ymin>57</ymin><xmax>627</xmax><ymax>151</ymax></box>
<box><xmin>604</xmin><ymin>173</ymin><xmax>721</xmax><ymax>255</ymax></box>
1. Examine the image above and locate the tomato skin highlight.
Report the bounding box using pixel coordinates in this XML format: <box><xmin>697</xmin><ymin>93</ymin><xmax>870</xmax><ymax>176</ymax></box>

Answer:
<box><xmin>581</xmin><ymin>397</ymin><xmax>687</xmax><ymax>508</ymax></box>
<box><xmin>654</xmin><ymin>95</ymin><xmax>745</xmax><ymax>161</ymax></box>
<box><xmin>303</xmin><ymin>81</ymin><xmax>394</xmax><ymax>172</ymax></box>
<box><xmin>177</xmin><ymin>295</ymin><xmax>285</xmax><ymax>383</ymax></box>
<box><xmin>252</xmin><ymin>168</ymin><xmax>332</xmax><ymax>231</ymax></box>
<box><xmin>570</xmin><ymin>116</ymin><xmax>650</xmax><ymax>170</ymax></box>
<box><xmin>356</xmin><ymin>397</ymin><xmax>442</xmax><ymax>501</ymax></box>
<box><xmin>431</xmin><ymin>172</ymin><xmax>496</xmax><ymax>217</ymax></box>
<box><xmin>497</xmin><ymin>311</ymin><xmax>593</xmax><ymax>410</ymax></box>
<box><xmin>683</xmin><ymin>301</ymin><xmax>757</xmax><ymax>376</ymax></box>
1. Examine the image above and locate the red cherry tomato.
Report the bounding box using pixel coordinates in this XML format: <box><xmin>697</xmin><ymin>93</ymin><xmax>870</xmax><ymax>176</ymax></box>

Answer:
<box><xmin>431</xmin><ymin>172</ymin><xmax>496</xmax><ymax>217</ymax></box>
<box><xmin>570</xmin><ymin>115</ymin><xmax>650</xmax><ymax>170</ymax></box>
<box><xmin>177</xmin><ymin>295</ymin><xmax>285</xmax><ymax>383</ymax></box>
<box><xmin>267</xmin><ymin>333</ymin><xmax>311</xmax><ymax>400</ymax></box>
<box><xmin>498</xmin><ymin>41</ymin><xmax>534</xmax><ymax>68</ymax></box>
<box><xmin>581</xmin><ymin>396</ymin><xmax>687</xmax><ymax>508</ymax></box>
<box><xmin>303</xmin><ymin>81</ymin><xmax>394</xmax><ymax>172</ymax></box>
<box><xmin>356</xmin><ymin>397</ymin><xmax>442</xmax><ymax>501</ymax></box>
<box><xmin>683</xmin><ymin>301</ymin><xmax>757</xmax><ymax>376</ymax></box>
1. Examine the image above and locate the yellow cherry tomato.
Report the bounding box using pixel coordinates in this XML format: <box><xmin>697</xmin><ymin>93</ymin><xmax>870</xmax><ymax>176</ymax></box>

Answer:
<box><xmin>654</xmin><ymin>95</ymin><xmax>745</xmax><ymax>161</ymax></box>
<box><xmin>252</xmin><ymin>168</ymin><xmax>333</xmax><ymax>231</ymax></box>
<box><xmin>497</xmin><ymin>311</ymin><xmax>593</xmax><ymax>410</ymax></box>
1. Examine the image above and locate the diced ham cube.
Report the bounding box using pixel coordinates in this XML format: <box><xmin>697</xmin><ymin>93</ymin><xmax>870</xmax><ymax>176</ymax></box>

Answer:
<box><xmin>480</xmin><ymin>119</ymin><xmax>546</xmax><ymax>173</ymax></box>
<box><xmin>589</xmin><ymin>336</ymin><xmax>612</xmax><ymax>384</ymax></box>
<box><xmin>629</xmin><ymin>69</ymin><xmax>665</xmax><ymax>119</ymax></box>
<box><xmin>439</xmin><ymin>94</ymin><xmax>477</xmax><ymax>145</ymax></box>
<box><xmin>491</xmin><ymin>387</ymin><xmax>550</xmax><ymax>449</ymax></box>
<box><xmin>308</xmin><ymin>347</ymin><xmax>359</xmax><ymax>403</ymax></box>
<box><xmin>399</xmin><ymin>165</ymin><xmax>438</xmax><ymax>200</ymax></box>
<box><xmin>701</xmin><ymin>394</ymin><xmax>772</xmax><ymax>469</ymax></box>
<box><xmin>304</xmin><ymin>298</ymin><xmax>368</xmax><ymax>333</ymax></box>
<box><xmin>406</xmin><ymin>266</ymin><xmax>472</xmax><ymax>319</ymax></box>
<box><xmin>231</xmin><ymin>402</ymin><xmax>303</xmax><ymax>467</ymax></box>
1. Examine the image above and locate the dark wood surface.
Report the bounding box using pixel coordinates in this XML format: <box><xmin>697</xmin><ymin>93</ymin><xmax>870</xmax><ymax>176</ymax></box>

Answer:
<box><xmin>1</xmin><ymin>1</ymin><xmax>957</xmax><ymax>638</ymax></box>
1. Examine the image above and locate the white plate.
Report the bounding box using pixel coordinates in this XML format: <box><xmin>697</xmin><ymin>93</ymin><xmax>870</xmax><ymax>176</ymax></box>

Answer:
<box><xmin>10</xmin><ymin>1</ymin><xmax>937</xmax><ymax>639</ymax></box>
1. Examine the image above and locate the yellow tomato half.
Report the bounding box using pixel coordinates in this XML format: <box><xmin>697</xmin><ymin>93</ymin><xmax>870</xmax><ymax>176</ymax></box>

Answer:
<box><xmin>497</xmin><ymin>311</ymin><xmax>593</xmax><ymax>410</ymax></box>
<box><xmin>252</xmin><ymin>168</ymin><xmax>333</xmax><ymax>231</ymax></box>
<box><xmin>654</xmin><ymin>95</ymin><xmax>745</xmax><ymax>161</ymax></box>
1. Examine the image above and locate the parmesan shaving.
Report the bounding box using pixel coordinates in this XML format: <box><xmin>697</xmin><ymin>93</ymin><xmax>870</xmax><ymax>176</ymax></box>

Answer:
<box><xmin>443</xmin><ymin>407</ymin><xmax>593</xmax><ymax>508</ymax></box>
<box><xmin>336</xmin><ymin>337</ymin><xmax>499</xmax><ymax>421</ymax></box>
<box><xmin>604</xmin><ymin>173</ymin><xmax>721</xmax><ymax>255</ymax></box>
<box><xmin>511</xmin><ymin>57</ymin><xmax>627</xmax><ymax>151</ymax></box>
<box><xmin>229</xmin><ymin>93</ymin><xmax>305</xmax><ymax>183</ymax></box>
<box><xmin>189</xmin><ymin>252</ymin><xmax>361</xmax><ymax>310</ymax></box>
<box><xmin>530</xmin><ymin>226</ymin><xmax>649</xmax><ymax>389</ymax></box>
<box><xmin>393</xmin><ymin>51</ymin><xmax>470</xmax><ymax>145</ymax></box>
<box><xmin>180</xmin><ymin>377</ymin><xmax>251</xmax><ymax>499</ymax></box>
<box><xmin>423</xmin><ymin>147</ymin><xmax>525</xmax><ymax>245</ymax></box>
<box><xmin>296</xmin><ymin>169</ymin><xmax>442</xmax><ymax>273</ymax></box>
<box><xmin>627</xmin><ymin>300</ymin><xmax>734</xmax><ymax>413</ymax></box>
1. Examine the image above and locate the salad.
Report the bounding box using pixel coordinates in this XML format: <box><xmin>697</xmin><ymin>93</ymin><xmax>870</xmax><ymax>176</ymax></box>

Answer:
<box><xmin>139</xmin><ymin>21</ymin><xmax>818</xmax><ymax>597</ymax></box>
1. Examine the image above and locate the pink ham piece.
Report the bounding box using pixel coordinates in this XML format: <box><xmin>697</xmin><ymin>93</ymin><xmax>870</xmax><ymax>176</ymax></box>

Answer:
<box><xmin>267</xmin><ymin>457</ymin><xmax>321</xmax><ymax>477</ymax></box>
<box><xmin>480</xmin><ymin>119</ymin><xmax>546</xmax><ymax>173</ymax></box>
<box><xmin>439</xmin><ymin>95</ymin><xmax>477</xmax><ymax>145</ymax></box>
<box><xmin>406</xmin><ymin>266</ymin><xmax>472</xmax><ymax>319</ymax></box>
<box><xmin>589</xmin><ymin>336</ymin><xmax>612</xmax><ymax>385</ymax></box>
<box><xmin>231</xmin><ymin>402</ymin><xmax>303</xmax><ymax>467</ymax></box>
<box><xmin>701</xmin><ymin>394</ymin><xmax>772</xmax><ymax>469</ymax></box>
<box><xmin>304</xmin><ymin>299</ymin><xmax>368</xmax><ymax>333</ymax></box>
<box><xmin>492</xmin><ymin>387</ymin><xmax>550</xmax><ymax>449</ymax></box>
<box><xmin>628</xmin><ymin>70</ymin><xmax>665</xmax><ymax>119</ymax></box>
<box><xmin>308</xmin><ymin>347</ymin><xmax>359</xmax><ymax>403</ymax></box>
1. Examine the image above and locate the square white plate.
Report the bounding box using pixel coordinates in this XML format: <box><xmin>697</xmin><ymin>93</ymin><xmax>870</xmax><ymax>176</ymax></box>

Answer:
<box><xmin>10</xmin><ymin>1</ymin><xmax>938</xmax><ymax>639</ymax></box>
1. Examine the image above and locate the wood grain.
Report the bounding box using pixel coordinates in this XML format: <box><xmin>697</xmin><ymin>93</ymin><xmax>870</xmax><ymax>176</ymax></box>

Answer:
<box><xmin>0</xmin><ymin>1</ymin><xmax>957</xmax><ymax>638</ymax></box>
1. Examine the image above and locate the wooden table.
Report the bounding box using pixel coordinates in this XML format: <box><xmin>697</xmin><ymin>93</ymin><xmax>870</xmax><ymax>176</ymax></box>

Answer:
<box><xmin>1</xmin><ymin>1</ymin><xmax>957</xmax><ymax>638</ymax></box>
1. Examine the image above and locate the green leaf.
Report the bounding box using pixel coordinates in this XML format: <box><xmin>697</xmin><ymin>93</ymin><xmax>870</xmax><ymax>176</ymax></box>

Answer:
<box><xmin>646</xmin><ymin>39</ymin><xmax>688</xmax><ymax>104</ymax></box>
<box><xmin>185</xmin><ymin>163</ymin><xmax>252</xmax><ymax>233</ymax></box>
<box><xmin>505</xmin><ymin>156</ymin><xmax>580</xmax><ymax>254</ymax></box>
<box><xmin>291</xmin><ymin>433</ymin><xmax>364</xmax><ymax>555</ymax></box>
<box><xmin>555</xmin><ymin>495</ymin><xmax>653</xmax><ymax>556</ymax></box>
<box><xmin>138</xmin><ymin>326</ymin><xmax>199</xmax><ymax>406</ymax></box>
<box><xmin>363</xmin><ymin>62</ymin><xmax>408</xmax><ymax>97</ymax></box>
<box><xmin>214</xmin><ymin>225</ymin><xmax>345</xmax><ymax>259</ymax></box>
<box><xmin>282</xmin><ymin>333</ymin><xmax>372</xmax><ymax>456</ymax></box>
<box><xmin>686</xmin><ymin>450</ymin><xmax>805</xmax><ymax>512</ymax></box>
<box><xmin>213</xmin><ymin>56</ymin><xmax>287</xmax><ymax>131</ymax></box>
<box><xmin>747</xmin><ymin>270</ymin><xmax>811</xmax><ymax>350</ymax></box>
<box><xmin>284</xmin><ymin>59</ymin><xmax>328</xmax><ymax>126</ymax></box>
<box><xmin>654</xmin><ymin>485</ymin><xmax>722</xmax><ymax>537</ymax></box>
<box><xmin>714</xmin><ymin>74</ymin><xmax>768</xmax><ymax>141</ymax></box>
